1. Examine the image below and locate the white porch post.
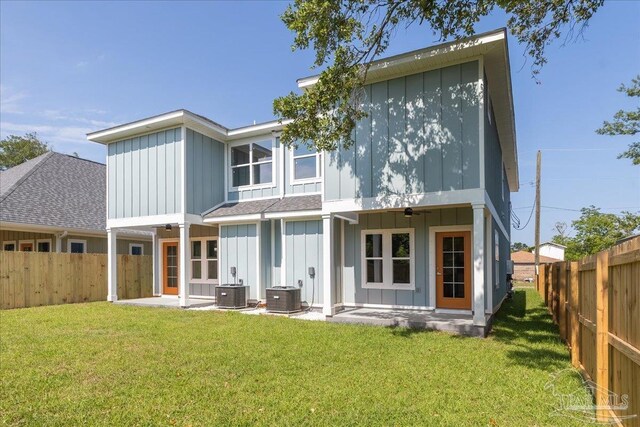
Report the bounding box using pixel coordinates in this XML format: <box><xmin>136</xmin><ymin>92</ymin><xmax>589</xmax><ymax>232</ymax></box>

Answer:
<box><xmin>322</xmin><ymin>214</ymin><xmax>335</xmax><ymax>316</ymax></box>
<box><xmin>107</xmin><ymin>228</ymin><xmax>118</xmax><ymax>302</ymax></box>
<box><xmin>152</xmin><ymin>230</ymin><xmax>160</xmax><ymax>296</ymax></box>
<box><xmin>179</xmin><ymin>222</ymin><xmax>190</xmax><ymax>308</ymax></box>
<box><xmin>472</xmin><ymin>204</ymin><xmax>486</xmax><ymax>326</ymax></box>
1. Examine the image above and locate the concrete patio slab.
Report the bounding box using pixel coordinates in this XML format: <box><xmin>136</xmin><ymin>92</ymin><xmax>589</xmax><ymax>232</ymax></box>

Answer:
<box><xmin>328</xmin><ymin>308</ymin><xmax>492</xmax><ymax>337</ymax></box>
<box><xmin>114</xmin><ymin>297</ymin><xmax>215</xmax><ymax>309</ymax></box>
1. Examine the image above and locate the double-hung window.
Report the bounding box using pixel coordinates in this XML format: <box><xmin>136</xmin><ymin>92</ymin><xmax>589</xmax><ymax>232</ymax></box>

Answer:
<box><xmin>362</xmin><ymin>229</ymin><xmax>414</xmax><ymax>290</ymax></box>
<box><xmin>292</xmin><ymin>145</ymin><xmax>321</xmax><ymax>182</ymax></box>
<box><xmin>230</xmin><ymin>141</ymin><xmax>273</xmax><ymax>187</ymax></box>
<box><xmin>190</xmin><ymin>238</ymin><xmax>218</xmax><ymax>283</ymax></box>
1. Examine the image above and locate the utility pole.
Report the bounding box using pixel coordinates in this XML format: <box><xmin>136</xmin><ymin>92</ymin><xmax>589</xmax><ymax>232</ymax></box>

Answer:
<box><xmin>534</xmin><ymin>150</ymin><xmax>541</xmax><ymax>275</ymax></box>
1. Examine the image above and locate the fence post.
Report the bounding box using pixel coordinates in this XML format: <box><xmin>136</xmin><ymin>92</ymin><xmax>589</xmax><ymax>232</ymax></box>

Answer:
<box><xmin>569</xmin><ymin>261</ymin><xmax>580</xmax><ymax>368</ymax></box>
<box><xmin>595</xmin><ymin>250</ymin><xmax>609</xmax><ymax>422</ymax></box>
<box><xmin>559</xmin><ymin>262</ymin><xmax>567</xmax><ymax>341</ymax></box>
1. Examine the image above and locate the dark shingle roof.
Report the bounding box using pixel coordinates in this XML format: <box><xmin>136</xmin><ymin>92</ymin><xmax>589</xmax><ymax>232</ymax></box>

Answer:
<box><xmin>0</xmin><ymin>152</ymin><xmax>107</xmax><ymax>232</ymax></box>
<box><xmin>205</xmin><ymin>195</ymin><xmax>321</xmax><ymax>218</ymax></box>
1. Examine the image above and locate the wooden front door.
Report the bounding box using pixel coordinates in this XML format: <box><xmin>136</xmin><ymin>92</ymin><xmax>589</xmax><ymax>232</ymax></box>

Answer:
<box><xmin>436</xmin><ymin>231</ymin><xmax>472</xmax><ymax>310</ymax></box>
<box><xmin>163</xmin><ymin>242</ymin><xmax>179</xmax><ymax>295</ymax></box>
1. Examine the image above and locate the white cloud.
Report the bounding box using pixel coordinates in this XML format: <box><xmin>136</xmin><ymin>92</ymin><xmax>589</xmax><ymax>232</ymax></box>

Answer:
<box><xmin>0</xmin><ymin>85</ymin><xmax>28</xmax><ymax>114</ymax></box>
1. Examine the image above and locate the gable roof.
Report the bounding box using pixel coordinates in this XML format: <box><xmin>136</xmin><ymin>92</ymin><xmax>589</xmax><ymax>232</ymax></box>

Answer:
<box><xmin>511</xmin><ymin>250</ymin><xmax>561</xmax><ymax>264</ymax></box>
<box><xmin>0</xmin><ymin>152</ymin><xmax>107</xmax><ymax>232</ymax></box>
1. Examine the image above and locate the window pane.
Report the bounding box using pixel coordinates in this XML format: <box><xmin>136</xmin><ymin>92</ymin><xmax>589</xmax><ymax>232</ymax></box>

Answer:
<box><xmin>252</xmin><ymin>141</ymin><xmax>272</xmax><ymax>162</ymax></box>
<box><xmin>294</xmin><ymin>144</ymin><xmax>315</xmax><ymax>157</ymax></box>
<box><xmin>253</xmin><ymin>163</ymin><xmax>272</xmax><ymax>184</ymax></box>
<box><xmin>443</xmin><ymin>268</ymin><xmax>454</xmax><ymax>283</ymax></box>
<box><xmin>208</xmin><ymin>260</ymin><xmax>218</xmax><ymax>280</ymax></box>
<box><xmin>392</xmin><ymin>233</ymin><xmax>410</xmax><ymax>257</ymax></box>
<box><xmin>393</xmin><ymin>260</ymin><xmax>410</xmax><ymax>284</ymax></box>
<box><xmin>70</xmin><ymin>242</ymin><xmax>84</xmax><ymax>253</ymax></box>
<box><xmin>294</xmin><ymin>156</ymin><xmax>317</xmax><ymax>180</ymax></box>
<box><xmin>454</xmin><ymin>268</ymin><xmax>465</xmax><ymax>283</ymax></box>
<box><xmin>192</xmin><ymin>241</ymin><xmax>201</xmax><ymax>258</ymax></box>
<box><xmin>443</xmin><ymin>252</ymin><xmax>454</xmax><ymax>267</ymax></box>
<box><xmin>231</xmin><ymin>145</ymin><xmax>250</xmax><ymax>166</ymax></box>
<box><xmin>365</xmin><ymin>234</ymin><xmax>383</xmax><ymax>258</ymax></box>
<box><xmin>207</xmin><ymin>240</ymin><xmax>217</xmax><ymax>259</ymax></box>
<box><xmin>37</xmin><ymin>242</ymin><xmax>50</xmax><ymax>252</ymax></box>
<box><xmin>3</xmin><ymin>244</ymin><xmax>15</xmax><ymax>251</ymax></box>
<box><xmin>454</xmin><ymin>237</ymin><xmax>464</xmax><ymax>251</ymax></box>
<box><xmin>454</xmin><ymin>252</ymin><xmax>464</xmax><ymax>267</ymax></box>
<box><xmin>454</xmin><ymin>283</ymin><xmax>465</xmax><ymax>298</ymax></box>
<box><xmin>192</xmin><ymin>261</ymin><xmax>202</xmax><ymax>279</ymax></box>
<box><xmin>443</xmin><ymin>283</ymin><xmax>454</xmax><ymax>298</ymax></box>
<box><xmin>232</xmin><ymin>166</ymin><xmax>250</xmax><ymax>187</ymax></box>
<box><xmin>130</xmin><ymin>246</ymin><xmax>142</xmax><ymax>256</ymax></box>
<box><xmin>366</xmin><ymin>259</ymin><xmax>383</xmax><ymax>283</ymax></box>
<box><xmin>443</xmin><ymin>237</ymin><xmax>453</xmax><ymax>252</ymax></box>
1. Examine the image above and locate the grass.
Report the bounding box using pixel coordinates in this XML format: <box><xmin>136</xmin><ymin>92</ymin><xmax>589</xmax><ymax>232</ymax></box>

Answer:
<box><xmin>1</xmin><ymin>288</ymin><xmax>596</xmax><ymax>426</ymax></box>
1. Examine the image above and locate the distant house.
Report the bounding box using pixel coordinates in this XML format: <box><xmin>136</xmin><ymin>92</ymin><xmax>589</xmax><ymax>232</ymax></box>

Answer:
<box><xmin>0</xmin><ymin>152</ymin><xmax>150</xmax><ymax>254</ymax></box>
<box><xmin>511</xmin><ymin>250</ymin><xmax>561</xmax><ymax>281</ymax></box>
<box><xmin>534</xmin><ymin>242</ymin><xmax>566</xmax><ymax>261</ymax></box>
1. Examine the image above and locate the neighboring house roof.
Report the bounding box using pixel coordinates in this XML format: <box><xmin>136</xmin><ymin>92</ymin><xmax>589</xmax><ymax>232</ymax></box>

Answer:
<box><xmin>539</xmin><ymin>241</ymin><xmax>567</xmax><ymax>248</ymax></box>
<box><xmin>0</xmin><ymin>152</ymin><xmax>107</xmax><ymax>233</ymax></box>
<box><xmin>205</xmin><ymin>195</ymin><xmax>321</xmax><ymax>219</ymax></box>
<box><xmin>511</xmin><ymin>250</ymin><xmax>561</xmax><ymax>264</ymax></box>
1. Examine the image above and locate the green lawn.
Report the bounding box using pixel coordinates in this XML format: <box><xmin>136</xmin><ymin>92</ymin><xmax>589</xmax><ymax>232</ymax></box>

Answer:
<box><xmin>1</xmin><ymin>289</ymin><xmax>595</xmax><ymax>426</ymax></box>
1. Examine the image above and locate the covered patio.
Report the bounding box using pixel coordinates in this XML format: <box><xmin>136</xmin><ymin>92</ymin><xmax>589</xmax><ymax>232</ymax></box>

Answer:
<box><xmin>114</xmin><ymin>296</ymin><xmax>216</xmax><ymax>309</ymax></box>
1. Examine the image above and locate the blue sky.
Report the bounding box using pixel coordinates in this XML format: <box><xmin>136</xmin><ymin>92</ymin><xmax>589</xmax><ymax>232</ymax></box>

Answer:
<box><xmin>1</xmin><ymin>1</ymin><xmax>639</xmax><ymax>244</ymax></box>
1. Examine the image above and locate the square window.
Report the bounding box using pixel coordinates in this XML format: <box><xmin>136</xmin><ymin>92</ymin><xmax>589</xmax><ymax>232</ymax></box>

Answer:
<box><xmin>3</xmin><ymin>243</ymin><xmax>16</xmax><ymax>251</ymax></box>
<box><xmin>231</xmin><ymin>145</ymin><xmax>250</xmax><ymax>166</ymax></box>
<box><xmin>252</xmin><ymin>141</ymin><xmax>272</xmax><ymax>162</ymax></box>
<box><xmin>37</xmin><ymin>241</ymin><xmax>51</xmax><ymax>252</ymax></box>
<box><xmin>70</xmin><ymin>242</ymin><xmax>85</xmax><ymax>254</ymax></box>
<box><xmin>294</xmin><ymin>156</ymin><xmax>317</xmax><ymax>180</ymax></box>
<box><xmin>130</xmin><ymin>245</ymin><xmax>143</xmax><ymax>256</ymax></box>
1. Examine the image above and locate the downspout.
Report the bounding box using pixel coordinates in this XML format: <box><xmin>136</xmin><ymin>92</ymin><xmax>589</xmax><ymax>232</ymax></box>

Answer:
<box><xmin>56</xmin><ymin>231</ymin><xmax>68</xmax><ymax>252</ymax></box>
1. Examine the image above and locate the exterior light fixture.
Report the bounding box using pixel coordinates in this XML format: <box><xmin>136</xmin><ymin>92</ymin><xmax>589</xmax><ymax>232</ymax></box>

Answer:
<box><xmin>404</xmin><ymin>207</ymin><xmax>413</xmax><ymax>218</ymax></box>
<box><xmin>165</xmin><ymin>224</ymin><xmax>172</xmax><ymax>231</ymax></box>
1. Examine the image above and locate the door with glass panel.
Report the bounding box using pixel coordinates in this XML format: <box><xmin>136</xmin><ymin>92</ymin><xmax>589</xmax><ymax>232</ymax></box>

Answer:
<box><xmin>163</xmin><ymin>242</ymin><xmax>179</xmax><ymax>295</ymax></box>
<box><xmin>435</xmin><ymin>231</ymin><xmax>471</xmax><ymax>309</ymax></box>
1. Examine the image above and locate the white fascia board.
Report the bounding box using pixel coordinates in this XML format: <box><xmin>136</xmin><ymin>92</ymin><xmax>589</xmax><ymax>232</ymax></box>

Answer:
<box><xmin>107</xmin><ymin>213</ymin><xmax>186</xmax><ymax>229</ymax></box>
<box><xmin>334</xmin><ymin>212</ymin><xmax>359</xmax><ymax>224</ymax></box>
<box><xmin>321</xmin><ymin>188</ymin><xmax>486</xmax><ymax>213</ymax></box>
<box><xmin>263</xmin><ymin>210</ymin><xmax>323</xmax><ymax>220</ymax></box>
<box><xmin>0</xmin><ymin>221</ymin><xmax>151</xmax><ymax>239</ymax></box>
<box><xmin>297</xmin><ymin>30</ymin><xmax>505</xmax><ymax>89</ymax></box>
<box><xmin>202</xmin><ymin>214</ymin><xmax>263</xmax><ymax>224</ymax></box>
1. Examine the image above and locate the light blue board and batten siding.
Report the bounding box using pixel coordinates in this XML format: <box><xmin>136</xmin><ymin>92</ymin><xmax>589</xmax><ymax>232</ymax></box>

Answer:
<box><xmin>341</xmin><ymin>209</ymin><xmax>473</xmax><ymax>307</ymax></box>
<box><xmin>185</xmin><ymin>129</ymin><xmax>225</xmax><ymax>215</ymax></box>
<box><xmin>483</xmin><ymin>82</ymin><xmax>510</xmax><ymax>228</ymax></box>
<box><xmin>107</xmin><ymin>128</ymin><xmax>182</xmax><ymax>219</ymax></box>
<box><xmin>284</xmin><ymin>220</ymin><xmax>323</xmax><ymax>306</ymax></box>
<box><xmin>218</xmin><ymin>224</ymin><xmax>259</xmax><ymax>299</ymax></box>
<box><xmin>325</xmin><ymin>60</ymin><xmax>480</xmax><ymax>201</ymax></box>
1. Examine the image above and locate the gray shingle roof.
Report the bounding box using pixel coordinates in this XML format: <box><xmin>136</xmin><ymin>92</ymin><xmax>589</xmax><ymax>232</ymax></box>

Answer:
<box><xmin>205</xmin><ymin>195</ymin><xmax>321</xmax><ymax>218</ymax></box>
<box><xmin>0</xmin><ymin>152</ymin><xmax>107</xmax><ymax>232</ymax></box>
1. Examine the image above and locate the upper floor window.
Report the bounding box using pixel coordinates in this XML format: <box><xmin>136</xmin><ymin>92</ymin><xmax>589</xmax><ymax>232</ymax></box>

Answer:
<box><xmin>231</xmin><ymin>141</ymin><xmax>273</xmax><ymax>188</ymax></box>
<box><xmin>292</xmin><ymin>145</ymin><xmax>321</xmax><ymax>182</ymax></box>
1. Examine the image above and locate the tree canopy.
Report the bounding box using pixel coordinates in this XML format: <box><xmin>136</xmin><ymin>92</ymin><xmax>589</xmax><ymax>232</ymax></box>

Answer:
<box><xmin>510</xmin><ymin>242</ymin><xmax>532</xmax><ymax>252</ymax></box>
<box><xmin>274</xmin><ymin>0</ymin><xmax>604</xmax><ymax>151</ymax></box>
<box><xmin>0</xmin><ymin>133</ymin><xmax>50</xmax><ymax>170</ymax></box>
<box><xmin>596</xmin><ymin>75</ymin><xmax>640</xmax><ymax>165</ymax></box>
<box><xmin>551</xmin><ymin>206</ymin><xmax>640</xmax><ymax>260</ymax></box>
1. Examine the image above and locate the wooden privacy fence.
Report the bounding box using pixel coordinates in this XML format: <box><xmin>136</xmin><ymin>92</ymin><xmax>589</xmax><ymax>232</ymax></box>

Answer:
<box><xmin>537</xmin><ymin>236</ymin><xmax>640</xmax><ymax>426</ymax></box>
<box><xmin>0</xmin><ymin>251</ymin><xmax>153</xmax><ymax>309</ymax></box>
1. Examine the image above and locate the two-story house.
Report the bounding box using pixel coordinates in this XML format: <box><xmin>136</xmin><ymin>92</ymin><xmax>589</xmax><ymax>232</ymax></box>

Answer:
<box><xmin>87</xmin><ymin>28</ymin><xmax>517</xmax><ymax>331</ymax></box>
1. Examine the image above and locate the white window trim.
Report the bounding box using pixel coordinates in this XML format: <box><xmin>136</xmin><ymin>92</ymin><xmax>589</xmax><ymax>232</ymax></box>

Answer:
<box><xmin>189</xmin><ymin>237</ymin><xmax>219</xmax><ymax>285</ymax></box>
<box><xmin>67</xmin><ymin>239</ymin><xmax>87</xmax><ymax>254</ymax></box>
<box><xmin>129</xmin><ymin>243</ymin><xmax>144</xmax><ymax>255</ymax></box>
<box><xmin>290</xmin><ymin>147</ymin><xmax>322</xmax><ymax>184</ymax></box>
<box><xmin>3</xmin><ymin>241</ymin><xmax>17</xmax><ymax>251</ymax></box>
<box><xmin>228</xmin><ymin>137</ymin><xmax>277</xmax><ymax>191</ymax></box>
<box><xmin>36</xmin><ymin>239</ymin><xmax>52</xmax><ymax>252</ymax></box>
<box><xmin>19</xmin><ymin>240</ymin><xmax>35</xmax><ymax>251</ymax></box>
<box><xmin>361</xmin><ymin>228</ymin><xmax>415</xmax><ymax>291</ymax></box>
